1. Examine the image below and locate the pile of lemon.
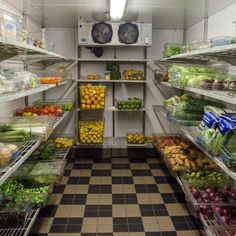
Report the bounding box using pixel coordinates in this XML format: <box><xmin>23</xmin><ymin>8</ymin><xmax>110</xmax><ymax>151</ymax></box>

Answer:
<box><xmin>80</xmin><ymin>84</ymin><xmax>106</xmax><ymax>110</ymax></box>
<box><xmin>80</xmin><ymin>121</ymin><xmax>104</xmax><ymax>144</ymax></box>
<box><xmin>54</xmin><ymin>137</ymin><xmax>74</xmax><ymax>148</ymax></box>
<box><xmin>127</xmin><ymin>133</ymin><xmax>145</xmax><ymax>144</ymax></box>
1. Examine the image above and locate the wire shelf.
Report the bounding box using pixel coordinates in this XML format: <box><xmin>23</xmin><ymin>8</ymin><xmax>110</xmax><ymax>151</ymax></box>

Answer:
<box><xmin>0</xmin><ymin>140</ymin><xmax>41</xmax><ymax>185</ymax></box>
<box><xmin>56</xmin><ymin>148</ymin><xmax>70</xmax><ymax>160</ymax></box>
<box><xmin>0</xmin><ymin>208</ymin><xmax>40</xmax><ymax>236</ymax></box>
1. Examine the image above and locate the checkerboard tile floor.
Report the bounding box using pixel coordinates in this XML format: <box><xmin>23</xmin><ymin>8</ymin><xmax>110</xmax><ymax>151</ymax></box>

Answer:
<box><xmin>29</xmin><ymin>155</ymin><xmax>203</xmax><ymax>236</ymax></box>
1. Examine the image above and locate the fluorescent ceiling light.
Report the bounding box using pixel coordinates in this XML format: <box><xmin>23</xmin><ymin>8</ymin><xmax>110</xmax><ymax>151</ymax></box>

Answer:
<box><xmin>110</xmin><ymin>0</ymin><xmax>127</xmax><ymax>20</ymax></box>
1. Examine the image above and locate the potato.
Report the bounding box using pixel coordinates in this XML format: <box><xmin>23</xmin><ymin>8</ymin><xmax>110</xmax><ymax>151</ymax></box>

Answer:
<box><xmin>184</xmin><ymin>159</ymin><xmax>190</xmax><ymax>168</ymax></box>
<box><xmin>175</xmin><ymin>157</ymin><xmax>184</xmax><ymax>165</ymax></box>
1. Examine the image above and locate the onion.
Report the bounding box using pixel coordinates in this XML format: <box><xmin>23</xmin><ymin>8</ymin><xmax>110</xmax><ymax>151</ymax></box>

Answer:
<box><xmin>222</xmin><ymin>208</ymin><xmax>230</xmax><ymax>216</ymax></box>
<box><xmin>206</xmin><ymin>208</ymin><xmax>213</xmax><ymax>217</ymax></box>
<box><xmin>231</xmin><ymin>209</ymin><xmax>236</xmax><ymax>217</ymax></box>
<box><xmin>202</xmin><ymin>193</ymin><xmax>209</xmax><ymax>200</ymax></box>
<box><xmin>206</xmin><ymin>188</ymin><xmax>212</xmax><ymax>194</ymax></box>
<box><xmin>214</xmin><ymin>207</ymin><xmax>222</xmax><ymax>215</ymax></box>
<box><xmin>230</xmin><ymin>192</ymin><xmax>236</xmax><ymax>200</ymax></box>
<box><xmin>191</xmin><ymin>188</ymin><xmax>201</xmax><ymax>199</ymax></box>
<box><xmin>232</xmin><ymin>218</ymin><xmax>236</xmax><ymax>225</ymax></box>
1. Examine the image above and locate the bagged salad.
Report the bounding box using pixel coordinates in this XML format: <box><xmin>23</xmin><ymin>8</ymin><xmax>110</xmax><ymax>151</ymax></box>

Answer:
<box><xmin>197</xmin><ymin>109</ymin><xmax>236</xmax><ymax>155</ymax></box>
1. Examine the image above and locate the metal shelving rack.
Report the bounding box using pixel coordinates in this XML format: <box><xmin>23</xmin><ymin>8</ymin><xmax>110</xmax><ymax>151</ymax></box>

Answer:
<box><xmin>152</xmin><ymin>105</ymin><xmax>236</xmax><ymax>181</ymax></box>
<box><xmin>76</xmin><ymin>46</ymin><xmax>148</xmax><ymax>147</ymax></box>
<box><xmin>0</xmin><ymin>81</ymin><xmax>71</xmax><ymax>103</ymax></box>
<box><xmin>0</xmin><ymin>208</ymin><xmax>41</xmax><ymax>236</ymax></box>
<box><xmin>0</xmin><ymin>35</ymin><xmax>74</xmax><ymax>235</ymax></box>
<box><xmin>150</xmin><ymin>43</ymin><xmax>236</xmax><ymax>236</ymax></box>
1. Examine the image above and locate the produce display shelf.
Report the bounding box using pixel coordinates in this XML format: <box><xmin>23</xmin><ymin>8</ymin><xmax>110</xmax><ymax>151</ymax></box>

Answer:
<box><xmin>0</xmin><ymin>140</ymin><xmax>41</xmax><ymax>185</ymax></box>
<box><xmin>199</xmin><ymin>214</ymin><xmax>236</xmax><ymax>236</ymax></box>
<box><xmin>0</xmin><ymin>208</ymin><xmax>40</xmax><ymax>236</ymax></box>
<box><xmin>0</xmin><ymin>81</ymin><xmax>72</xmax><ymax>103</ymax></box>
<box><xmin>76</xmin><ymin>79</ymin><xmax>147</xmax><ymax>83</ymax></box>
<box><xmin>53</xmin><ymin>111</ymin><xmax>71</xmax><ymax>130</ymax></box>
<box><xmin>56</xmin><ymin>148</ymin><xmax>70</xmax><ymax>160</ymax></box>
<box><xmin>77</xmin><ymin>107</ymin><xmax>147</xmax><ymax>112</ymax></box>
<box><xmin>159</xmin><ymin>82</ymin><xmax>236</xmax><ymax>105</ymax></box>
<box><xmin>182</xmin><ymin>126</ymin><xmax>236</xmax><ymax>182</ymax></box>
<box><xmin>0</xmin><ymin>36</ymin><xmax>67</xmax><ymax>62</ymax></box>
<box><xmin>163</xmin><ymin>43</ymin><xmax>236</xmax><ymax>63</ymax></box>
<box><xmin>76</xmin><ymin>137</ymin><xmax>148</xmax><ymax>148</ymax></box>
<box><xmin>77</xmin><ymin>58</ymin><xmax>148</xmax><ymax>62</ymax></box>
<box><xmin>152</xmin><ymin>105</ymin><xmax>236</xmax><ymax>181</ymax></box>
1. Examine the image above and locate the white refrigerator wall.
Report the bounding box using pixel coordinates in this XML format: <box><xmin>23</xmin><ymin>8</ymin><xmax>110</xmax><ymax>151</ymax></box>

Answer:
<box><xmin>186</xmin><ymin>3</ymin><xmax>236</xmax><ymax>43</ymax></box>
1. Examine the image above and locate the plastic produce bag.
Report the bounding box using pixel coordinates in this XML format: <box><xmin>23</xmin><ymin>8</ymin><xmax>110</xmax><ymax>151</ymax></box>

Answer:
<box><xmin>0</xmin><ymin>143</ymin><xmax>19</xmax><ymax>168</ymax></box>
<box><xmin>0</xmin><ymin>70</ymin><xmax>40</xmax><ymax>90</ymax></box>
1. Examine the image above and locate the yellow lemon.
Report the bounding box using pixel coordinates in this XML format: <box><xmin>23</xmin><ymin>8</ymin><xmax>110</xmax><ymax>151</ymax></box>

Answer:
<box><xmin>100</xmin><ymin>101</ymin><xmax>104</xmax><ymax>106</ymax></box>
<box><xmin>91</xmin><ymin>97</ymin><xmax>95</xmax><ymax>102</ymax></box>
<box><xmin>86</xmin><ymin>104</ymin><xmax>91</xmax><ymax>109</ymax></box>
<box><xmin>84</xmin><ymin>95</ymin><xmax>89</xmax><ymax>100</ymax></box>
<box><xmin>87</xmin><ymin>100</ymin><xmax>91</xmax><ymax>105</ymax></box>
<box><xmin>81</xmin><ymin>104</ymin><xmax>86</xmax><ymax>109</ymax></box>
<box><xmin>97</xmin><ymin>96</ymin><xmax>102</xmax><ymax>101</ymax></box>
<box><xmin>96</xmin><ymin>104</ymin><xmax>101</xmax><ymax>109</ymax></box>
<box><xmin>81</xmin><ymin>99</ymin><xmax>86</xmax><ymax>104</ymax></box>
<box><xmin>94</xmin><ymin>100</ymin><xmax>98</xmax><ymax>105</ymax></box>
<box><xmin>91</xmin><ymin>105</ymin><xmax>96</xmax><ymax>109</ymax></box>
<box><xmin>100</xmin><ymin>93</ymin><xmax>105</xmax><ymax>98</ymax></box>
<box><xmin>89</xmin><ymin>93</ymin><xmax>94</xmax><ymax>98</ymax></box>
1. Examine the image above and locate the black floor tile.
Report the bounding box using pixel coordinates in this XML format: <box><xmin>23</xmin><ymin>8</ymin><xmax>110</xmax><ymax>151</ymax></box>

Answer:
<box><xmin>127</xmin><ymin>217</ymin><xmax>142</xmax><ymax>224</ymax></box>
<box><xmin>68</xmin><ymin>177</ymin><xmax>80</xmax><ymax>184</ymax></box>
<box><xmin>132</xmin><ymin>170</ymin><xmax>152</xmax><ymax>176</ymax></box>
<box><xmin>129</xmin><ymin>158</ymin><xmax>147</xmax><ymax>163</ymax></box>
<box><xmin>65</xmin><ymin>224</ymin><xmax>82</xmax><ymax>233</ymax></box>
<box><xmin>68</xmin><ymin>218</ymin><xmax>83</xmax><ymax>224</ymax></box>
<box><xmin>64</xmin><ymin>169</ymin><xmax>71</xmax><ymax>176</ymax></box>
<box><xmin>73</xmin><ymin>164</ymin><xmax>93</xmax><ymax>169</ymax></box>
<box><xmin>99</xmin><ymin>205</ymin><xmax>112</xmax><ymax>211</ymax></box>
<box><xmin>113</xmin><ymin>218</ymin><xmax>128</xmax><ymax>225</ymax></box>
<box><xmin>135</xmin><ymin>185</ymin><xmax>147</xmax><ymax>193</ymax></box>
<box><xmin>112</xmin><ymin>163</ymin><xmax>130</xmax><ymax>169</ymax></box>
<box><xmin>129</xmin><ymin>224</ymin><xmax>144</xmax><ymax>232</ymax></box>
<box><xmin>85</xmin><ymin>205</ymin><xmax>99</xmax><ymax>211</ymax></box>
<box><xmin>146</xmin><ymin>233</ymin><xmax>161</xmax><ymax>236</ymax></box>
<box><xmin>78</xmin><ymin>177</ymin><xmax>90</xmax><ymax>184</ymax></box>
<box><xmin>173</xmin><ymin>222</ymin><xmax>190</xmax><ymax>230</ymax></box>
<box><xmin>52</xmin><ymin>185</ymin><xmax>65</xmax><ymax>194</ymax></box>
<box><xmin>112</xmin><ymin>177</ymin><xmax>123</xmax><ymax>184</ymax></box>
<box><xmin>84</xmin><ymin>211</ymin><xmax>98</xmax><ymax>217</ymax></box>
<box><xmin>60</xmin><ymin>198</ymin><xmax>74</xmax><ymax>205</ymax></box>
<box><xmin>149</xmin><ymin>163</ymin><xmax>167</xmax><ymax>169</ymax></box>
<box><xmin>98</xmin><ymin>211</ymin><xmax>112</xmax><ymax>217</ymax></box>
<box><xmin>53</xmin><ymin>218</ymin><xmax>68</xmax><ymax>224</ymax></box>
<box><xmin>38</xmin><ymin>205</ymin><xmax>58</xmax><ymax>217</ymax></box>
<box><xmin>125</xmin><ymin>198</ymin><xmax>138</xmax><ymax>204</ymax></box>
<box><xmin>88</xmin><ymin>185</ymin><xmax>100</xmax><ymax>193</ymax></box>
<box><xmin>50</xmin><ymin>224</ymin><xmax>66</xmax><ymax>233</ymax></box>
<box><xmin>81</xmin><ymin>234</ymin><xmax>96</xmax><ymax>236</ymax></box>
<box><xmin>112</xmin><ymin>198</ymin><xmax>125</xmax><ymax>204</ymax></box>
<box><xmin>162</xmin><ymin>232</ymin><xmax>178</xmax><ymax>236</ymax></box>
<box><xmin>94</xmin><ymin>158</ymin><xmax>111</xmax><ymax>163</ymax></box>
<box><xmin>91</xmin><ymin>170</ymin><xmax>111</xmax><ymax>176</ymax></box>
<box><xmin>123</xmin><ymin>177</ymin><xmax>134</xmax><ymax>184</ymax></box>
<box><xmin>146</xmin><ymin>184</ymin><xmax>159</xmax><ymax>193</ymax></box>
<box><xmin>96</xmin><ymin>234</ymin><xmax>113</xmax><ymax>236</ymax></box>
<box><xmin>113</xmin><ymin>224</ymin><xmax>129</xmax><ymax>232</ymax></box>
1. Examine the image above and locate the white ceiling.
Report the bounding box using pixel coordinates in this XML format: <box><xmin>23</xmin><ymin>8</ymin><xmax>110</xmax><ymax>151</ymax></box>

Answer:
<box><xmin>4</xmin><ymin>0</ymin><xmax>236</xmax><ymax>29</ymax></box>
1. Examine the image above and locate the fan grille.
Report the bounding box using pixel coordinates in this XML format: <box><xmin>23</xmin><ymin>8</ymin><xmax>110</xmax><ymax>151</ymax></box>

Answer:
<box><xmin>118</xmin><ymin>23</ymin><xmax>139</xmax><ymax>44</ymax></box>
<box><xmin>91</xmin><ymin>22</ymin><xmax>113</xmax><ymax>44</ymax></box>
